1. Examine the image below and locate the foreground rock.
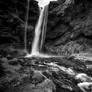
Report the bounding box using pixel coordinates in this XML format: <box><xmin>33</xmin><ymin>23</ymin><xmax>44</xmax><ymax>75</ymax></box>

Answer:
<box><xmin>0</xmin><ymin>47</ymin><xmax>92</xmax><ymax>92</ymax></box>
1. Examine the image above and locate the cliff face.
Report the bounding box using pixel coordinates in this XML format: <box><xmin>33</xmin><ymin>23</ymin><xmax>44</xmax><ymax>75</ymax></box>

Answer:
<box><xmin>44</xmin><ymin>0</ymin><xmax>92</xmax><ymax>55</ymax></box>
<box><xmin>0</xmin><ymin>0</ymin><xmax>39</xmax><ymax>48</ymax></box>
<box><xmin>0</xmin><ymin>0</ymin><xmax>92</xmax><ymax>55</ymax></box>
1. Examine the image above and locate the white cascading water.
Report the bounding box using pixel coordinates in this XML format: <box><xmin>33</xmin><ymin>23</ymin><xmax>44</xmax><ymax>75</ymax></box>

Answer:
<box><xmin>25</xmin><ymin>0</ymin><xmax>57</xmax><ymax>57</ymax></box>
<box><xmin>40</xmin><ymin>5</ymin><xmax>48</xmax><ymax>51</ymax></box>
<box><xmin>31</xmin><ymin>7</ymin><xmax>45</xmax><ymax>55</ymax></box>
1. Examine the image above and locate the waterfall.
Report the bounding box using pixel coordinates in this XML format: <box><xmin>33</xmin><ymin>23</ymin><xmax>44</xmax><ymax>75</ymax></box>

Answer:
<box><xmin>40</xmin><ymin>5</ymin><xmax>48</xmax><ymax>51</ymax></box>
<box><xmin>26</xmin><ymin>6</ymin><xmax>50</xmax><ymax>57</ymax></box>
<box><xmin>24</xmin><ymin>0</ymin><xmax>30</xmax><ymax>52</ymax></box>
<box><xmin>31</xmin><ymin>7</ymin><xmax>45</xmax><ymax>55</ymax></box>
<box><xmin>25</xmin><ymin>0</ymin><xmax>57</xmax><ymax>58</ymax></box>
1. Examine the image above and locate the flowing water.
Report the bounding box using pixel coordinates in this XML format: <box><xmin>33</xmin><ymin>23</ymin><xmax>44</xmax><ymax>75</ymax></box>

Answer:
<box><xmin>40</xmin><ymin>5</ymin><xmax>48</xmax><ymax>51</ymax></box>
<box><xmin>24</xmin><ymin>0</ymin><xmax>30</xmax><ymax>52</ymax></box>
<box><xmin>25</xmin><ymin>0</ymin><xmax>57</xmax><ymax>57</ymax></box>
<box><xmin>31</xmin><ymin>7</ymin><xmax>45</xmax><ymax>55</ymax></box>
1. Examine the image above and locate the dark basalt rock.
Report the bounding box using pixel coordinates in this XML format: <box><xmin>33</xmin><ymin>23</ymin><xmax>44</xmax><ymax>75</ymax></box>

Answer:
<box><xmin>0</xmin><ymin>51</ymin><xmax>92</xmax><ymax>92</ymax></box>
<box><xmin>44</xmin><ymin>0</ymin><xmax>92</xmax><ymax>54</ymax></box>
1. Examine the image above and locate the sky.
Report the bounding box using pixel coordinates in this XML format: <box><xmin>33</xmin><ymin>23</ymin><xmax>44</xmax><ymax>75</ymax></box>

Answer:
<box><xmin>36</xmin><ymin>0</ymin><xmax>57</xmax><ymax>8</ymax></box>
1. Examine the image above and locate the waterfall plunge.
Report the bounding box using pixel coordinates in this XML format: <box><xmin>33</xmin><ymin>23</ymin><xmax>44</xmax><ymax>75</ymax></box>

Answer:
<box><xmin>31</xmin><ymin>7</ymin><xmax>45</xmax><ymax>55</ymax></box>
<box><xmin>25</xmin><ymin>0</ymin><xmax>57</xmax><ymax>58</ymax></box>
